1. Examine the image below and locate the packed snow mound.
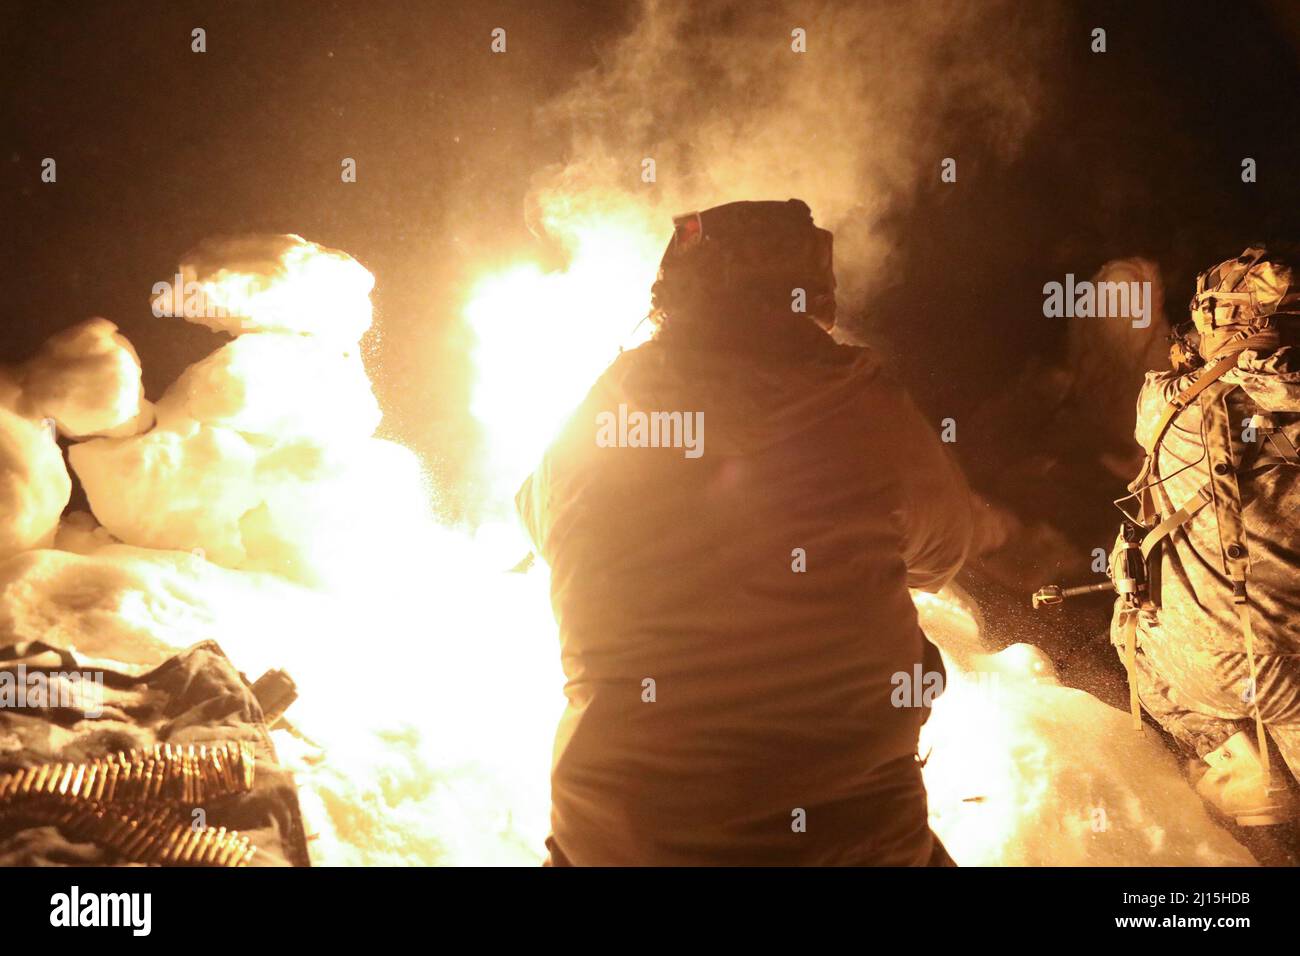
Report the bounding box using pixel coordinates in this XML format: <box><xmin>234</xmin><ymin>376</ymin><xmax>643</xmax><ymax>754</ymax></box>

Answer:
<box><xmin>914</xmin><ymin>591</ymin><xmax>1254</xmax><ymax>866</ymax></box>
<box><xmin>0</xmin><ymin>408</ymin><xmax>71</xmax><ymax>564</ymax></box>
<box><xmin>154</xmin><ymin>234</ymin><xmax>375</xmax><ymax>342</ymax></box>
<box><xmin>153</xmin><ymin>333</ymin><xmax>381</xmax><ymax>439</ymax></box>
<box><xmin>68</xmin><ymin>235</ymin><xmax>418</xmax><ymax>588</ymax></box>
<box><xmin>70</xmin><ymin>430</ymin><xmax>428</xmax><ymax>587</ymax></box>
<box><xmin>52</xmin><ymin>510</ymin><xmax>119</xmax><ymax>555</ymax></box>
<box><xmin>9</xmin><ymin>318</ymin><xmax>150</xmax><ymax>440</ymax></box>
<box><xmin>0</xmin><ymin>544</ymin><xmax>327</xmax><ymax>670</ymax></box>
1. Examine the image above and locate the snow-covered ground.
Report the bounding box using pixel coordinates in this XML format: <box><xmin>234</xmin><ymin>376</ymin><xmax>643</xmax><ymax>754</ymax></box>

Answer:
<box><xmin>914</xmin><ymin>590</ymin><xmax>1253</xmax><ymax>865</ymax></box>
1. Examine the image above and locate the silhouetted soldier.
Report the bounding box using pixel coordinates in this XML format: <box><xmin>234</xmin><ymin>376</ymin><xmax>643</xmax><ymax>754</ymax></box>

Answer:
<box><xmin>518</xmin><ymin>200</ymin><xmax>973</xmax><ymax>865</ymax></box>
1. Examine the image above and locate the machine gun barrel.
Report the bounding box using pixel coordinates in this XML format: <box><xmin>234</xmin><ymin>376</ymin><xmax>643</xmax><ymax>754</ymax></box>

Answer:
<box><xmin>1031</xmin><ymin>580</ymin><xmax>1115</xmax><ymax>609</ymax></box>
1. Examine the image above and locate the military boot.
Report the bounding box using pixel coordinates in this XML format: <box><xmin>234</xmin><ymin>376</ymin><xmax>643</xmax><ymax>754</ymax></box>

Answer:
<box><xmin>1194</xmin><ymin>731</ymin><xmax>1299</xmax><ymax>826</ymax></box>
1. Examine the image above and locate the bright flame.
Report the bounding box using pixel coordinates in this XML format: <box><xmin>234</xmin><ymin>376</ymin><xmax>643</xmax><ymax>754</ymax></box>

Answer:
<box><xmin>273</xmin><ymin>209</ymin><xmax>672</xmax><ymax>864</ymax></box>
<box><xmin>465</xmin><ymin>212</ymin><xmax>662</xmax><ymax>501</ymax></box>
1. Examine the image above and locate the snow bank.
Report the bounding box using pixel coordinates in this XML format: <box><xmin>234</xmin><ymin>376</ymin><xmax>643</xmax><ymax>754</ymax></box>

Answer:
<box><xmin>915</xmin><ymin>590</ymin><xmax>1254</xmax><ymax>866</ymax></box>
<box><xmin>69</xmin><ymin>237</ymin><xmax>416</xmax><ymax>588</ymax></box>
<box><xmin>0</xmin><ymin>544</ymin><xmax>325</xmax><ymax>671</ymax></box>
<box><xmin>1</xmin><ymin>235</ymin><xmax>556</xmax><ymax>864</ymax></box>
<box><xmin>0</xmin><ymin>407</ymin><xmax>71</xmax><ymax>563</ymax></box>
<box><xmin>12</xmin><ymin>317</ymin><xmax>151</xmax><ymax>440</ymax></box>
<box><xmin>0</xmin><ymin>522</ymin><xmax>561</xmax><ymax>866</ymax></box>
<box><xmin>70</xmin><ymin>425</ymin><xmax>427</xmax><ymax>587</ymax></box>
<box><xmin>155</xmin><ymin>234</ymin><xmax>375</xmax><ymax>342</ymax></box>
<box><xmin>154</xmin><ymin>332</ymin><xmax>380</xmax><ymax>440</ymax></box>
<box><xmin>0</xmin><ymin>316</ymin><xmax>145</xmax><ymax>562</ymax></box>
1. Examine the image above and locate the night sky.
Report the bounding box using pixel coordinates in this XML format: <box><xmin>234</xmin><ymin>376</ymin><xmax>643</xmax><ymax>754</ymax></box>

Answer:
<box><xmin>3</xmin><ymin>0</ymin><xmax>1298</xmax><ymax>527</ymax></box>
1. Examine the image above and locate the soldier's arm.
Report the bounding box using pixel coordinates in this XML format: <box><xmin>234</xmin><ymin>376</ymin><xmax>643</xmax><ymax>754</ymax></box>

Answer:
<box><xmin>515</xmin><ymin>361</ymin><xmax>622</xmax><ymax>557</ymax></box>
<box><xmin>515</xmin><ymin>466</ymin><xmax>547</xmax><ymax>554</ymax></box>
<box><xmin>887</xmin><ymin>389</ymin><xmax>975</xmax><ymax>593</ymax></box>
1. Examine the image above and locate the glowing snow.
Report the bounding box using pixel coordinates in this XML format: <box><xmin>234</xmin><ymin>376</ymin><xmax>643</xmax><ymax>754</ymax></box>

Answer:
<box><xmin>0</xmin><ymin>407</ymin><xmax>71</xmax><ymax>563</ymax></box>
<box><xmin>0</xmin><ymin>316</ymin><xmax>145</xmax><ymax>564</ymax></box>
<box><xmin>915</xmin><ymin>590</ymin><xmax>1254</xmax><ymax>865</ymax></box>
<box><xmin>156</xmin><ymin>234</ymin><xmax>375</xmax><ymax>343</ymax></box>
<box><xmin>0</xmin><ymin>545</ymin><xmax>327</xmax><ymax>670</ymax></box>
<box><xmin>154</xmin><ymin>333</ymin><xmax>380</xmax><ymax>440</ymax></box>
<box><xmin>70</xmin><ymin>240</ymin><xmax>413</xmax><ymax>589</ymax></box>
<box><xmin>11</xmin><ymin>318</ymin><xmax>151</xmax><ymax>440</ymax></box>
<box><xmin>0</xmin><ymin>525</ymin><xmax>560</xmax><ymax>866</ymax></box>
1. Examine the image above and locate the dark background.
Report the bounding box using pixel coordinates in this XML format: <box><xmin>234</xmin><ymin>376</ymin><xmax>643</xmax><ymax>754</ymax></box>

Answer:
<box><xmin>2</xmin><ymin>0</ymin><xmax>1298</xmax><ymax>547</ymax></box>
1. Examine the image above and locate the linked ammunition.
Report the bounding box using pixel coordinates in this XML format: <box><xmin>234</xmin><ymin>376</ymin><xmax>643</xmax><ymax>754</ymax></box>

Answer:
<box><xmin>0</xmin><ymin>739</ymin><xmax>261</xmax><ymax>867</ymax></box>
<box><xmin>8</xmin><ymin>801</ymin><xmax>257</xmax><ymax>867</ymax></box>
<box><xmin>0</xmin><ymin>740</ymin><xmax>255</xmax><ymax>808</ymax></box>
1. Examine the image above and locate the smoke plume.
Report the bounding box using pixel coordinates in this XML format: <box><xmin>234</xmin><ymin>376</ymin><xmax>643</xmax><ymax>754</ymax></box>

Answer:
<box><xmin>530</xmin><ymin>0</ymin><xmax>1063</xmax><ymax>311</ymax></box>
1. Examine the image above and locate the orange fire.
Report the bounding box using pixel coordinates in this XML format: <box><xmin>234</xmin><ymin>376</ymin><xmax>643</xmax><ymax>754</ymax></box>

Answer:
<box><xmin>465</xmin><ymin>206</ymin><xmax>661</xmax><ymax>503</ymax></box>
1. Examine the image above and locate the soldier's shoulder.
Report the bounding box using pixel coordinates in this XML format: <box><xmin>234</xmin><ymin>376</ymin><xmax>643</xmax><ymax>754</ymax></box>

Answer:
<box><xmin>1139</xmin><ymin>366</ymin><xmax>1190</xmax><ymax>404</ymax></box>
<box><xmin>593</xmin><ymin>338</ymin><xmax>663</xmax><ymax>386</ymax></box>
<box><xmin>1231</xmin><ymin>344</ymin><xmax>1300</xmax><ymax>412</ymax></box>
<box><xmin>1235</xmin><ymin>343</ymin><xmax>1300</xmax><ymax>379</ymax></box>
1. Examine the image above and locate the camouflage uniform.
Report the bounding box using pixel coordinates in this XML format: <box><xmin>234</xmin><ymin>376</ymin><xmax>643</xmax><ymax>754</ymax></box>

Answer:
<box><xmin>1116</xmin><ymin>604</ymin><xmax>1300</xmax><ymax>768</ymax></box>
<box><xmin>1111</xmin><ymin>255</ymin><xmax>1300</xmax><ymax>779</ymax></box>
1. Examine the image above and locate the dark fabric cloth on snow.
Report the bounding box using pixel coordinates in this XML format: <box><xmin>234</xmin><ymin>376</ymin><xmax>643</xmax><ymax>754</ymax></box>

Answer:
<box><xmin>0</xmin><ymin>639</ymin><xmax>310</xmax><ymax>866</ymax></box>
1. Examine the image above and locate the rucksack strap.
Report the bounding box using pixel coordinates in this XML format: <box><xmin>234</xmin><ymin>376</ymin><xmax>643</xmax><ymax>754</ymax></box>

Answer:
<box><xmin>1139</xmin><ymin>452</ymin><xmax>1295</xmax><ymax>561</ymax></box>
<box><xmin>1131</xmin><ymin>330</ymin><xmax>1282</xmax><ymax>527</ymax></box>
<box><xmin>1234</xmin><ymin>587</ymin><xmax>1274</xmax><ymax>790</ymax></box>
<box><xmin>1265</xmin><ymin>427</ymin><xmax>1300</xmax><ymax>463</ymax></box>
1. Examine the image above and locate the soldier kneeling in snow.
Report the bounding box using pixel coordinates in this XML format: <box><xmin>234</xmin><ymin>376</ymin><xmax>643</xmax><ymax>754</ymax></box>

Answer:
<box><xmin>1112</xmin><ymin>245</ymin><xmax>1300</xmax><ymax>841</ymax></box>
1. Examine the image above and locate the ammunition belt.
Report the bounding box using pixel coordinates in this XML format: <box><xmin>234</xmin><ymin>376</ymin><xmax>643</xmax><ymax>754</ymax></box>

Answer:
<box><xmin>0</xmin><ymin>741</ymin><xmax>258</xmax><ymax>867</ymax></box>
<box><xmin>11</xmin><ymin>801</ymin><xmax>258</xmax><ymax>866</ymax></box>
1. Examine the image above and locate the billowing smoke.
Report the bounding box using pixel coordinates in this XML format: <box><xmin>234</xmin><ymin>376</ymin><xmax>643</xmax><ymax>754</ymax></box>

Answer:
<box><xmin>527</xmin><ymin>0</ymin><xmax>1062</xmax><ymax>311</ymax></box>
<box><xmin>466</xmin><ymin>1</ymin><xmax>1066</xmax><ymax>506</ymax></box>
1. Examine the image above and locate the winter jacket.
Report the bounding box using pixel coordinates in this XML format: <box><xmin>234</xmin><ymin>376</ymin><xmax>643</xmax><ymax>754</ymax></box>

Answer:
<box><xmin>516</xmin><ymin>328</ymin><xmax>973</xmax><ymax>865</ymax></box>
